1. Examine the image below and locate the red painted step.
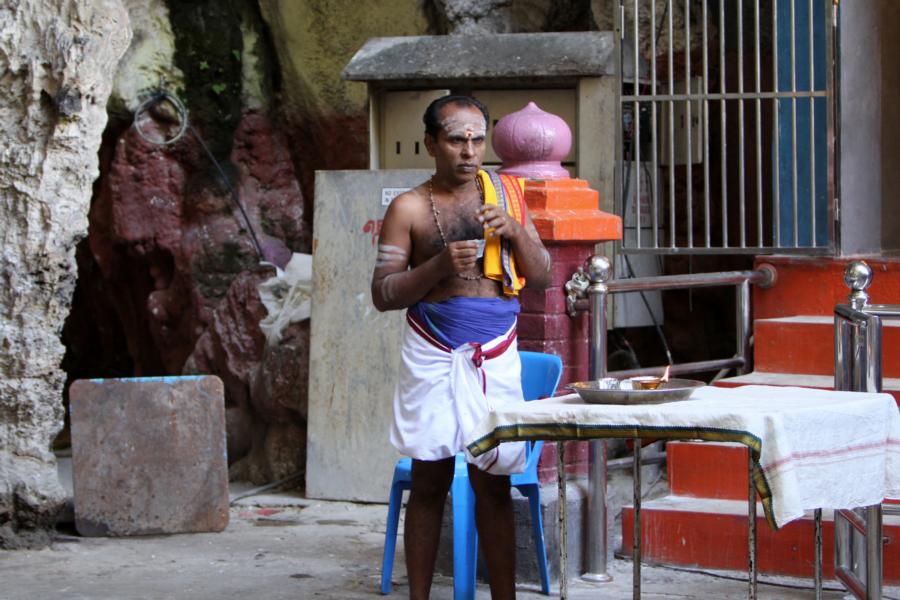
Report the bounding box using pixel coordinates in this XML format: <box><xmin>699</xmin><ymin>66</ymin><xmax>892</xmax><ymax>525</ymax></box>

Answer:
<box><xmin>667</xmin><ymin>441</ymin><xmax>751</xmax><ymax>501</ymax></box>
<box><xmin>754</xmin><ymin>316</ymin><xmax>900</xmax><ymax>377</ymax></box>
<box><xmin>715</xmin><ymin>372</ymin><xmax>900</xmax><ymax>407</ymax></box>
<box><xmin>754</xmin><ymin>256</ymin><xmax>900</xmax><ymax>320</ymax></box>
<box><xmin>620</xmin><ymin>498</ymin><xmax>900</xmax><ymax>583</ymax></box>
<box><xmin>638</xmin><ymin>255</ymin><xmax>900</xmax><ymax>584</ymax></box>
<box><xmin>668</xmin><ymin>440</ymin><xmax>900</xmax><ymax>501</ymax></box>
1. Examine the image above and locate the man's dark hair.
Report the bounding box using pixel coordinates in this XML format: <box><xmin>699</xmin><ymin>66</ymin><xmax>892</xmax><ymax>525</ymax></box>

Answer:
<box><xmin>422</xmin><ymin>95</ymin><xmax>490</xmax><ymax>138</ymax></box>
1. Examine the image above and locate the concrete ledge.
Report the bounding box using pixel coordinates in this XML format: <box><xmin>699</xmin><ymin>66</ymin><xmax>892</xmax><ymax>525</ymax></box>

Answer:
<box><xmin>341</xmin><ymin>32</ymin><xmax>639</xmax><ymax>89</ymax></box>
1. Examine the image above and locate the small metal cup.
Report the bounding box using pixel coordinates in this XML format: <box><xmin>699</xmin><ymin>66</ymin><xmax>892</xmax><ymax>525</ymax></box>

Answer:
<box><xmin>628</xmin><ymin>376</ymin><xmax>663</xmax><ymax>390</ymax></box>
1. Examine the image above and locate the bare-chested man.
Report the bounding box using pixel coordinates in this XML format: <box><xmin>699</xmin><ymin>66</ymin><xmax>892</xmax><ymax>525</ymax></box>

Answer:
<box><xmin>371</xmin><ymin>95</ymin><xmax>551</xmax><ymax>599</ymax></box>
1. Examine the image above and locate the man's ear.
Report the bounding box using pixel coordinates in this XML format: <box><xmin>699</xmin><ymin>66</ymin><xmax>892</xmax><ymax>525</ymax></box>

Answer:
<box><xmin>424</xmin><ymin>133</ymin><xmax>436</xmax><ymax>157</ymax></box>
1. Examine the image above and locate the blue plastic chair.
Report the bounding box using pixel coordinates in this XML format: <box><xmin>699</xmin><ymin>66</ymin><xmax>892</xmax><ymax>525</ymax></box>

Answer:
<box><xmin>380</xmin><ymin>351</ymin><xmax>563</xmax><ymax>598</ymax></box>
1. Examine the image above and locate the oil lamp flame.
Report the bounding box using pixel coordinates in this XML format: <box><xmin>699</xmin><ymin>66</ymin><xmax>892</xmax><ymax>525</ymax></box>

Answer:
<box><xmin>661</xmin><ymin>365</ymin><xmax>671</xmax><ymax>382</ymax></box>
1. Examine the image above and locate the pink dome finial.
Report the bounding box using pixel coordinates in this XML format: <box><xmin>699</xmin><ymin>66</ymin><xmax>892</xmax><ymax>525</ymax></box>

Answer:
<box><xmin>492</xmin><ymin>102</ymin><xmax>572</xmax><ymax>180</ymax></box>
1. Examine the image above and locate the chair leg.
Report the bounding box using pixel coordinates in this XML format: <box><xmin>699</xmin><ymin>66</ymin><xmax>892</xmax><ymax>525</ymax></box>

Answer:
<box><xmin>524</xmin><ymin>485</ymin><xmax>551</xmax><ymax>594</ymax></box>
<box><xmin>451</xmin><ymin>474</ymin><xmax>478</xmax><ymax>600</ymax></box>
<box><xmin>381</xmin><ymin>481</ymin><xmax>406</xmax><ymax>594</ymax></box>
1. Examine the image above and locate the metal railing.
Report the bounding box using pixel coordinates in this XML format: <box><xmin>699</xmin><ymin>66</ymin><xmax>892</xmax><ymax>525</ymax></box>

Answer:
<box><xmin>832</xmin><ymin>261</ymin><xmax>900</xmax><ymax>600</ymax></box>
<box><xmin>565</xmin><ymin>257</ymin><xmax>776</xmax><ymax>581</ymax></box>
<box><xmin>614</xmin><ymin>0</ymin><xmax>836</xmax><ymax>254</ymax></box>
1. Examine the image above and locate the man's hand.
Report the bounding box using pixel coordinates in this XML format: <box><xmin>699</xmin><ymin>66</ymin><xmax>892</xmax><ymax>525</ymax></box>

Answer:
<box><xmin>477</xmin><ymin>205</ymin><xmax>523</xmax><ymax>240</ymax></box>
<box><xmin>445</xmin><ymin>240</ymin><xmax>481</xmax><ymax>278</ymax></box>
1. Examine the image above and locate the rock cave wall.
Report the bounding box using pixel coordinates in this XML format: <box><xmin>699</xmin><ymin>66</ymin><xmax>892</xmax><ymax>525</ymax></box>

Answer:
<box><xmin>61</xmin><ymin>0</ymin><xmax>431</xmax><ymax>485</ymax></box>
<box><xmin>2</xmin><ymin>0</ymin><xmax>724</xmax><ymax>546</ymax></box>
<box><xmin>0</xmin><ymin>0</ymin><xmax>131</xmax><ymax>548</ymax></box>
<box><xmin>60</xmin><ymin>0</ymin><xmax>608</xmax><ymax>488</ymax></box>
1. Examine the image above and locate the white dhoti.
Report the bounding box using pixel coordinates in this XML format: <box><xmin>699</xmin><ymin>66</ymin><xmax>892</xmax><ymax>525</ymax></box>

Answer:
<box><xmin>390</xmin><ymin>313</ymin><xmax>527</xmax><ymax>475</ymax></box>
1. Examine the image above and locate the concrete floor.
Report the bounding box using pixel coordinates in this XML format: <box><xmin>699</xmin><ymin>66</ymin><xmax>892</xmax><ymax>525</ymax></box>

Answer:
<box><xmin>2</xmin><ymin>484</ymin><xmax>896</xmax><ymax>600</ymax></box>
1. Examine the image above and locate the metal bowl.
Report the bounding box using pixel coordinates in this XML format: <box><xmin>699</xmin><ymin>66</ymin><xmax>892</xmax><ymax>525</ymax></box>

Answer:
<box><xmin>566</xmin><ymin>378</ymin><xmax>706</xmax><ymax>405</ymax></box>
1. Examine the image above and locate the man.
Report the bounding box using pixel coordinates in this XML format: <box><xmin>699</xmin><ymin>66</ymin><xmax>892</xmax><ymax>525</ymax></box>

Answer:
<box><xmin>371</xmin><ymin>95</ymin><xmax>551</xmax><ymax>600</ymax></box>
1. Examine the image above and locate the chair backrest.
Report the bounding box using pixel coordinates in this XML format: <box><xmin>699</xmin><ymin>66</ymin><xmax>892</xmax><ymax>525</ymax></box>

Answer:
<box><xmin>518</xmin><ymin>351</ymin><xmax>563</xmax><ymax>469</ymax></box>
<box><xmin>519</xmin><ymin>351</ymin><xmax>563</xmax><ymax>402</ymax></box>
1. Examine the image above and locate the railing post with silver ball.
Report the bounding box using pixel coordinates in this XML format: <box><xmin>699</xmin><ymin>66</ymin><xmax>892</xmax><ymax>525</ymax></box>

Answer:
<box><xmin>582</xmin><ymin>255</ymin><xmax>613</xmax><ymax>583</ymax></box>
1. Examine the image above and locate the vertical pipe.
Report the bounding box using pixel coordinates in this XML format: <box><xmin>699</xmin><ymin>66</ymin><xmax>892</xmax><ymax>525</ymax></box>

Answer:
<box><xmin>851</xmin><ymin>321</ymin><xmax>867</xmax><ymax>394</ymax></box>
<box><xmin>791</xmin><ymin>0</ymin><xmax>799</xmax><ymax>246</ymax></box>
<box><xmin>583</xmin><ymin>440</ymin><xmax>611</xmax><ymax>584</ymax></box>
<box><xmin>815</xmin><ymin>508</ymin><xmax>823</xmax><ymax>600</ymax></box>
<box><xmin>702</xmin><ymin>0</ymin><xmax>711</xmax><ymax>247</ymax></box>
<box><xmin>853</xmin><ymin>507</ymin><xmax>867</xmax><ymax>589</ymax></box>
<box><xmin>720</xmin><ymin>0</ymin><xmax>728</xmax><ymax>246</ymax></box>
<box><xmin>633</xmin><ymin>0</ymin><xmax>641</xmax><ymax>248</ymax></box>
<box><xmin>834</xmin><ymin>316</ymin><xmax>851</xmax><ymax>391</ymax></box>
<box><xmin>865</xmin><ymin>314</ymin><xmax>883</xmax><ymax>393</ymax></box>
<box><xmin>749</xmin><ymin>451</ymin><xmax>758</xmax><ymax>600</ymax></box>
<box><xmin>865</xmin><ymin>504</ymin><xmax>884</xmax><ymax>599</ymax></box>
<box><xmin>651</xmin><ymin>0</ymin><xmax>660</xmax><ymax>249</ymax></box>
<box><xmin>754</xmin><ymin>0</ymin><xmax>763</xmax><ymax>247</ymax></box>
<box><xmin>825</xmin><ymin>0</ymin><xmax>836</xmax><ymax>250</ymax></box>
<box><xmin>773</xmin><ymin>0</ymin><xmax>781</xmax><ymax>246</ymax></box>
<box><xmin>589</xmin><ymin>279</ymin><xmax>609</xmax><ymax>380</ymax></box>
<box><xmin>685</xmin><ymin>0</ymin><xmax>694</xmax><ymax>249</ymax></box>
<box><xmin>738</xmin><ymin>0</ymin><xmax>747</xmax><ymax>248</ymax></box>
<box><xmin>736</xmin><ymin>280</ymin><xmax>752</xmax><ymax>375</ymax></box>
<box><xmin>668</xmin><ymin>0</ymin><xmax>676</xmax><ymax>248</ymax></box>
<box><xmin>808</xmin><ymin>0</ymin><xmax>817</xmax><ymax>246</ymax></box>
<box><xmin>836</xmin><ymin>510</ymin><xmax>850</xmax><ymax>579</ymax></box>
<box><xmin>615</xmin><ymin>0</ymin><xmax>625</xmax><ymax>252</ymax></box>
<box><xmin>584</xmin><ymin>257</ymin><xmax>611</xmax><ymax>582</ymax></box>
<box><xmin>557</xmin><ymin>441</ymin><xmax>568</xmax><ymax>599</ymax></box>
<box><xmin>633</xmin><ymin>440</ymin><xmax>642</xmax><ymax>600</ymax></box>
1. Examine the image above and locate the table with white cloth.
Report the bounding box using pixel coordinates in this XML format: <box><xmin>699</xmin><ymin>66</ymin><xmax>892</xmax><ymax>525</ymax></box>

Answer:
<box><xmin>465</xmin><ymin>385</ymin><xmax>900</xmax><ymax>598</ymax></box>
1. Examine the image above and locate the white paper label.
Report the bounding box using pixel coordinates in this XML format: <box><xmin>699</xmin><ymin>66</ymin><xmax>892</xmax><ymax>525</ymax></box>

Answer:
<box><xmin>381</xmin><ymin>188</ymin><xmax>409</xmax><ymax>206</ymax></box>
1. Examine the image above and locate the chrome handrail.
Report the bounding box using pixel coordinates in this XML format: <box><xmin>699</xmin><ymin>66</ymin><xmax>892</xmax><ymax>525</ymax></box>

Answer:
<box><xmin>832</xmin><ymin>261</ymin><xmax>900</xmax><ymax>600</ymax></box>
<box><xmin>566</xmin><ymin>256</ymin><xmax>776</xmax><ymax>582</ymax></box>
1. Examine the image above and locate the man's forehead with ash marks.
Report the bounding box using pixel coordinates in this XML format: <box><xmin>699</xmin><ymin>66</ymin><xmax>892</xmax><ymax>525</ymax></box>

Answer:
<box><xmin>439</xmin><ymin>113</ymin><xmax>487</xmax><ymax>140</ymax></box>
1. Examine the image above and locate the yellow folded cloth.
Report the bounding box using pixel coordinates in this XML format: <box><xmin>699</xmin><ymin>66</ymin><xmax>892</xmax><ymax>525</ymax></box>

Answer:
<box><xmin>477</xmin><ymin>169</ymin><xmax>526</xmax><ymax>296</ymax></box>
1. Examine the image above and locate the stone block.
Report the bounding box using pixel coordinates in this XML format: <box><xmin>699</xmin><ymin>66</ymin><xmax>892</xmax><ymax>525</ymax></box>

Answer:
<box><xmin>545</xmin><ymin>243</ymin><xmax>597</xmax><ymax>263</ymax></box>
<box><xmin>519</xmin><ymin>287</ymin><xmax>567</xmax><ymax>314</ymax></box>
<box><xmin>518</xmin><ymin>312</ymin><xmax>588</xmax><ymax>341</ymax></box>
<box><xmin>69</xmin><ymin>376</ymin><xmax>228</xmax><ymax>536</ymax></box>
<box><xmin>308</xmin><ymin>170</ymin><xmax>426</xmax><ymax>502</ymax></box>
<box><xmin>525</xmin><ymin>179</ymin><xmax>600</xmax><ymax>211</ymax></box>
<box><xmin>532</xmin><ymin>210</ymin><xmax>622</xmax><ymax>242</ymax></box>
<box><xmin>436</xmin><ymin>480</ymin><xmax>593</xmax><ymax>584</ymax></box>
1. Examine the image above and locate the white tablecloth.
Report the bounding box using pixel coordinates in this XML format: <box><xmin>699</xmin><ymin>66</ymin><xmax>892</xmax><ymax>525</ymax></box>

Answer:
<box><xmin>465</xmin><ymin>385</ymin><xmax>900</xmax><ymax>528</ymax></box>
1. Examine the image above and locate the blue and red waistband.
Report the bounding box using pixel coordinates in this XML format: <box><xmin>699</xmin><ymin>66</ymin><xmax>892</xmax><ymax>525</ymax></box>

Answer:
<box><xmin>407</xmin><ymin>296</ymin><xmax>519</xmax><ymax>350</ymax></box>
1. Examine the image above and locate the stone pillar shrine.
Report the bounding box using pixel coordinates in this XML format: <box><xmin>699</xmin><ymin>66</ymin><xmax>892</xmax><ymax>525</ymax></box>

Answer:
<box><xmin>493</xmin><ymin>102</ymin><xmax>622</xmax><ymax>483</ymax></box>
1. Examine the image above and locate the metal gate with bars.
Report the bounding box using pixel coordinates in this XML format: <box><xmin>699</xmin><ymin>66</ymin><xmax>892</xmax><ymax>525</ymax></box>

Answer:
<box><xmin>614</xmin><ymin>0</ymin><xmax>836</xmax><ymax>255</ymax></box>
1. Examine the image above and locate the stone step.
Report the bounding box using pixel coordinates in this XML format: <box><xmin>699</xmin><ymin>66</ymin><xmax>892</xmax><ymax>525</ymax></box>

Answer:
<box><xmin>620</xmin><ymin>496</ymin><xmax>900</xmax><ymax>583</ymax></box>
<box><xmin>753</xmin><ymin>256</ymin><xmax>900</xmax><ymax>320</ymax></box>
<box><xmin>666</xmin><ymin>439</ymin><xmax>900</xmax><ymax>503</ymax></box>
<box><xmin>754</xmin><ymin>316</ymin><xmax>900</xmax><ymax>377</ymax></box>
<box><xmin>666</xmin><ymin>440</ymin><xmax>753</xmax><ymax>501</ymax></box>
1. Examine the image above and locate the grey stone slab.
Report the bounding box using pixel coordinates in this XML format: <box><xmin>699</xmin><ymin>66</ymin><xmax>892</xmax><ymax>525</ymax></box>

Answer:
<box><xmin>307</xmin><ymin>169</ymin><xmax>431</xmax><ymax>503</ymax></box>
<box><xmin>342</xmin><ymin>32</ymin><xmax>619</xmax><ymax>86</ymax></box>
<box><xmin>68</xmin><ymin>375</ymin><xmax>228</xmax><ymax>536</ymax></box>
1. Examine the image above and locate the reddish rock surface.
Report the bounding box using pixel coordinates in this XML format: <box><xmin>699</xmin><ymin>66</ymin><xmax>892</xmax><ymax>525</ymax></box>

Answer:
<box><xmin>65</xmin><ymin>109</ymin><xmax>310</xmax><ymax>483</ymax></box>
